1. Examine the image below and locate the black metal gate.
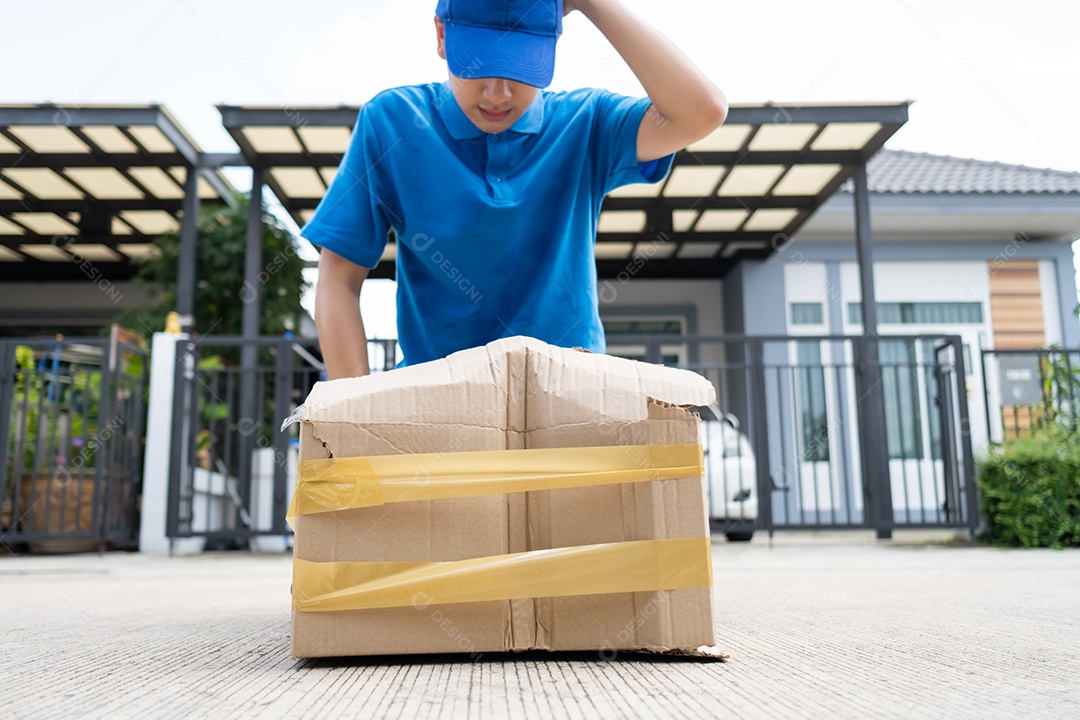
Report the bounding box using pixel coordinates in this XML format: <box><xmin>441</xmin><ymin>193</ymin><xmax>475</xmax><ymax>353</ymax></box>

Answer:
<box><xmin>165</xmin><ymin>336</ymin><xmax>396</xmax><ymax>548</ymax></box>
<box><xmin>0</xmin><ymin>332</ymin><xmax>148</xmax><ymax>553</ymax></box>
<box><xmin>617</xmin><ymin>333</ymin><xmax>978</xmax><ymax>540</ymax></box>
<box><xmin>163</xmin><ymin>333</ymin><xmax>976</xmax><ymax>548</ymax></box>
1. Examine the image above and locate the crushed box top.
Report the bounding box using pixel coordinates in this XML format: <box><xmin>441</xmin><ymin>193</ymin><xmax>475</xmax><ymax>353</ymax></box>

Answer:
<box><xmin>303</xmin><ymin>336</ymin><xmax>717</xmax><ymax>430</ymax></box>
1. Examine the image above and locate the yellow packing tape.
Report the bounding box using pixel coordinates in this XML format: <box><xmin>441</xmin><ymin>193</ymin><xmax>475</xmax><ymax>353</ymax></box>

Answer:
<box><xmin>293</xmin><ymin>537</ymin><xmax>713</xmax><ymax>612</ymax></box>
<box><xmin>288</xmin><ymin>443</ymin><xmax>703</xmax><ymax>520</ymax></box>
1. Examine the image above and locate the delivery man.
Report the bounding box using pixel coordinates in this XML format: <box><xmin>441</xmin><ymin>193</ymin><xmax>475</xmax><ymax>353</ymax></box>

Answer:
<box><xmin>305</xmin><ymin>0</ymin><xmax>727</xmax><ymax>379</ymax></box>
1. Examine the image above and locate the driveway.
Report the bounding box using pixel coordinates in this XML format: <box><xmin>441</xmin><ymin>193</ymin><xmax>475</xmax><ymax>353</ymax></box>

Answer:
<box><xmin>3</xmin><ymin>533</ymin><xmax>1076</xmax><ymax>719</ymax></box>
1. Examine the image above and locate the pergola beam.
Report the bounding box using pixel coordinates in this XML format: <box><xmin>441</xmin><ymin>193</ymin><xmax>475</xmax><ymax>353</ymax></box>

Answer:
<box><xmin>1</xmin><ymin>235</ymin><xmax>148</xmax><ymax>247</ymax></box>
<box><xmin>0</xmin><ymin>106</ymin><xmax>165</xmax><ymax>128</ymax></box>
<box><xmin>605</xmin><ymin>196</ymin><xmax>820</xmax><ymax>212</ymax></box>
<box><xmin>0</xmin><ymin>199</ymin><xmax>185</xmax><ymax>213</ymax></box>
<box><xmin>0</xmin><ymin>152</ymin><xmax>188</xmax><ymax>168</ymax></box>
<box><xmin>725</xmin><ymin>103</ymin><xmax>909</xmax><ymax>125</ymax></box>
<box><xmin>677</xmin><ymin>150</ymin><xmax>868</xmax><ymax>166</ymax></box>
<box><xmin>218</xmin><ymin>105</ymin><xmax>359</xmax><ymax>128</ymax></box>
<box><xmin>0</xmin><ymin>260</ymin><xmax>137</xmax><ymax>282</ymax></box>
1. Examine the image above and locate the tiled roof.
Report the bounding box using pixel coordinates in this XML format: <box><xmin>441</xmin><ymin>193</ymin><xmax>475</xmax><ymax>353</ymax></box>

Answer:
<box><xmin>842</xmin><ymin>149</ymin><xmax>1080</xmax><ymax>195</ymax></box>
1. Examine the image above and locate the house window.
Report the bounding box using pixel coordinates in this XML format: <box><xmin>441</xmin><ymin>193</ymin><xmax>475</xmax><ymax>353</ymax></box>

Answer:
<box><xmin>920</xmin><ymin>340</ymin><xmax>944</xmax><ymax>461</ymax></box>
<box><xmin>790</xmin><ymin>302</ymin><xmax>824</xmax><ymax>326</ymax></box>
<box><xmin>603</xmin><ymin>317</ymin><xmax>686</xmax><ymax>365</ymax></box>
<box><xmin>795</xmin><ymin>340</ymin><xmax>830</xmax><ymax>462</ymax></box>
<box><xmin>880</xmin><ymin>339</ymin><xmax>923</xmax><ymax>460</ymax></box>
<box><xmin>848</xmin><ymin>302</ymin><xmax>984</xmax><ymax>325</ymax></box>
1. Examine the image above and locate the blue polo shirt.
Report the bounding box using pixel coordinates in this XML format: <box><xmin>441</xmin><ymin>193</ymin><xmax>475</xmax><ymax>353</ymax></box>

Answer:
<box><xmin>301</xmin><ymin>81</ymin><xmax>674</xmax><ymax>367</ymax></box>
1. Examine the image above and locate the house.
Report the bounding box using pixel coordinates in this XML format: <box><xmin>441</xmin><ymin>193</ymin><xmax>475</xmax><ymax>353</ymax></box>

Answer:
<box><xmin>598</xmin><ymin>148</ymin><xmax>1080</xmax><ymax>450</ymax></box>
<box><xmin>594</xmin><ymin>148</ymin><xmax>1080</xmax><ymax>529</ymax></box>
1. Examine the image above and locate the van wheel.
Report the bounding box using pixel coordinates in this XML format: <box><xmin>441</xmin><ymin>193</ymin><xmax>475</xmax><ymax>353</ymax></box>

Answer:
<box><xmin>725</xmin><ymin>530</ymin><xmax>754</xmax><ymax>542</ymax></box>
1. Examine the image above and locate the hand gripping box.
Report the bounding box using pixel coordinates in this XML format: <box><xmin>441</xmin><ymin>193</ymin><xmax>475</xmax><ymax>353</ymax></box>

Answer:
<box><xmin>288</xmin><ymin>335</ymin><xmax>722</xmax><ymax>658</ymax></box>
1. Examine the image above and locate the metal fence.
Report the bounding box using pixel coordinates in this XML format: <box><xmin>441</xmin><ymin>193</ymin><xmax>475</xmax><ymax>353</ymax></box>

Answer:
<box><xmin>614</xmin><ymin>333</ymin><xmax>977</xmax><ymax>540</ymax></box>
<box><xmin>980</xmin><ymin>348</ymin><xmax>1080</xmax><ymax>442</ymax></box>
<box><xmin>162</xmin><ymin>333</ymin><xmax>977</xmax><ymax>547</ymax></box>
<box><xmin>1</xmin><ymin>334</ymin><xmax>147</xmax><ymax>552</ymax></box>
<box><xmin>165</xmin><ymin>336</ymin><xmax>396</xmax><ymax>548</ymax></box>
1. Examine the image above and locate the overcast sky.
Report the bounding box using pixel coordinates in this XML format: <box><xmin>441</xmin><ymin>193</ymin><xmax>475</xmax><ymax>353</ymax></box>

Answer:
<box><xmin>4</xmin><ymin>0</ymin><xmax>1078</xmax><ymax>337</ymax></box>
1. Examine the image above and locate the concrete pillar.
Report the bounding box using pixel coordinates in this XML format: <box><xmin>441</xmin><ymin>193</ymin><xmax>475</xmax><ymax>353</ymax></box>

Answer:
<box><xmin>139</xmin><ymin>332</ymin><xmax>201</xmax><ymax>555</ymax></box>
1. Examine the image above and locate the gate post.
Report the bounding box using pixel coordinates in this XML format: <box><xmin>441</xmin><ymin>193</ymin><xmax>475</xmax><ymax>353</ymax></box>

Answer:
<box><xmin>851</xmin><ymin>160</ymin><xmax>894</xmax><ymax>539</ymax></box>
<box><xmin>748</xmin><ymin>338</ymin><xmax>773</xmax><ymax>535</ymax></box>
<box><xmin>270</xmin><ymin>339</ymin><xmax>293</xmax><ymax>535</ymax></box>
<box><xmin>0</xmin><ymin>342</ymin><xmax>14</xmax><ymax>530</ymax></box>
<box><xmin>92</xmin><ymin>336</ymin><xmax>116</xmax><ymax>553</ymax></box>
<box><xmin>853</xmin><ymin>336</ymin><xmax>893</xmax><ymax>538</ymax></box>
<box><xmin>237</xmin><ymin>167</ymin><xmax>265</xmax><ymax>534</ymax></box>
<box><xmin>139</xmin><ymin>332</ymin><xmax>201</xmax><ymax>554</ymax></box>
<box><xmin>951</xmin><ymin>337</ymin><xmax>978</xmax><ymax>535</ymax></box>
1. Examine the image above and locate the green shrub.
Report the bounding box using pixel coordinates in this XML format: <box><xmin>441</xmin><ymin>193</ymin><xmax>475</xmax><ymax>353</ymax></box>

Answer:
<box><xmin>976</xmin><ymin>430</ymin><xmax>1080</xmax><ymax>548</ymax></box>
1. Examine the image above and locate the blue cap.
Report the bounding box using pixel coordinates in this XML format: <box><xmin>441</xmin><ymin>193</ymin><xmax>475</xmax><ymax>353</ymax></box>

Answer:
<box><xmin>435</xmin><ymin>0</ymin><xmax>563</xmax><ymax>88</ymax></box>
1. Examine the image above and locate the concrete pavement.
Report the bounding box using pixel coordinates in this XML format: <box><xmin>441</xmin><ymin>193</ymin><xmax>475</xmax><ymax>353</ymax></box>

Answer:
<box><xmin>2</xmin><ymin>534</ymin><xmax>1077</xmax><ymax>720</ymax></box>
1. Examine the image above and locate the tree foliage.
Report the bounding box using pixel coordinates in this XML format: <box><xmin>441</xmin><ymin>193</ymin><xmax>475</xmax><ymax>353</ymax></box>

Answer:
<box><xmin>115</xmin><ymin>192</ymin><xmax>307</xmax><ymax>339</ymax></box>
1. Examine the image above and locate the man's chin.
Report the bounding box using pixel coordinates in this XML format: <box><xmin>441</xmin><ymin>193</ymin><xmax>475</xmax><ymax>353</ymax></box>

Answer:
<box><xmin>471</xmin><ymin>114</ymin><xmax>516</xmax><ymax>133</ymax></box>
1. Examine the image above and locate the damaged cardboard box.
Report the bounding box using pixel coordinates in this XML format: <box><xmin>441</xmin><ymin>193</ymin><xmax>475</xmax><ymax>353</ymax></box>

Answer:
<box><xmin>289</xmin><ymin>335</ymin><xmax>721</xmax><ymax>658</ymax></box>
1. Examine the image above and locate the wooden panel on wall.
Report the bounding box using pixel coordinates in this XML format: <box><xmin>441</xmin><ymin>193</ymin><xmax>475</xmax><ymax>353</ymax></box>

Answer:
<box><xmin>988</xmin><ymin>260</ymin><xmax>1045</xmax><ymax>350</ymax></box>
<box><xmin>1001</xmin><ymin>405</ymin><xmax>1045</xmax><ymax>440</ymax></box>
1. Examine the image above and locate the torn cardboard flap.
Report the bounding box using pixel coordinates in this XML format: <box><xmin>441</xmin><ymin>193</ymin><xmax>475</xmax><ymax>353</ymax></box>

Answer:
<box><xmin>302</xmin><ymin>335</ymin><xmax>716</xmax><ymax>433</ymax></box>
<box><xmin>291</xmin><ymin>335</ymin><xmax>719</xmax><ymax>659</ymax></box>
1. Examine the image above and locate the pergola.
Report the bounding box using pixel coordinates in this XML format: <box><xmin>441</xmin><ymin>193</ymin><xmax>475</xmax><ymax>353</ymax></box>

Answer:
<box><xmin>219</xmin><ymin>102</ymin><xmax>909</xmax><ymax>280</ymax></box>
<box><xmin>0</xmin><ymin>105</ymin><xmax>232</xmax><ymax>284</ymax></box>
<box><xmin>2</xmin><ymin>99</ymin><xmax>909</xmax><ymax>341</ymax></box>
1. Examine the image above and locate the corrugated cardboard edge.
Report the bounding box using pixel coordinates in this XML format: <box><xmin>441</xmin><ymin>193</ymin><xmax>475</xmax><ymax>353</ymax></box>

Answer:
<box><xmin>301</xmin><ymin>335</ymin><xmax>718</xmax><ymax>426</ymax></box>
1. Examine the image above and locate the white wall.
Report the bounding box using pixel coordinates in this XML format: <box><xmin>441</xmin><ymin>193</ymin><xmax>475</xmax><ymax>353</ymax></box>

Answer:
<box><xmin>1040</xmin><ymin>259</ymin><xmax>1064</xmax><ymax>345</ymax></box>
<box><xmin>838</xmin><ymin>261</ymin><xmax>990</xmax><ymax>312</ymax></box>
<box><xmin>785</xmin><ymin>261</ymin><xmax>835</xmax><ymax>327</ymax></box>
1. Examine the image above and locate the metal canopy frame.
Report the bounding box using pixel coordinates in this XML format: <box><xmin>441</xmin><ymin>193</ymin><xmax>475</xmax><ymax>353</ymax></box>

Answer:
<box><xmin>0</xmin><ymin>104</ymin><xmax>233</xmax><ymax>283</ymax></box>
<box><xmin>596</xmin><ymin>102</ymin><xmax>909</xmax><ymax>278</ymax></box>
<box><xmin>218</xmin><ymin>101</ymin><xmax>909</xmax><ymax>280</ymax></box>
<box><xmin>217</xmin><ymin>104</ymin><xmax>356</xmax><ymax>233</ymax></box>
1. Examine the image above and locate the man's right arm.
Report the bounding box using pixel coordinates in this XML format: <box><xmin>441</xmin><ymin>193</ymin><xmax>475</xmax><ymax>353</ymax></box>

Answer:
<box><xmin>315</xmin><ymin>248</ymin><xmax>372</xmax><ymax>380</ymax></box>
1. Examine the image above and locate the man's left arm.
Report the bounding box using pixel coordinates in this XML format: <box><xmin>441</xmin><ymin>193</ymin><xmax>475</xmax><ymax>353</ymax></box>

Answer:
<box><xmin>569</xmin><ymin>0</ymin><xmax>728</xmax><ymax>162</ymax></box>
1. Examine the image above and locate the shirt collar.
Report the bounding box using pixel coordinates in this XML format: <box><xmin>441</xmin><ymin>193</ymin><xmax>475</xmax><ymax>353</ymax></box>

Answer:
<box><xmin>436</xmin><ymin>81</ymin><xmax>546</xmax><ymax>140</ymax></box>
